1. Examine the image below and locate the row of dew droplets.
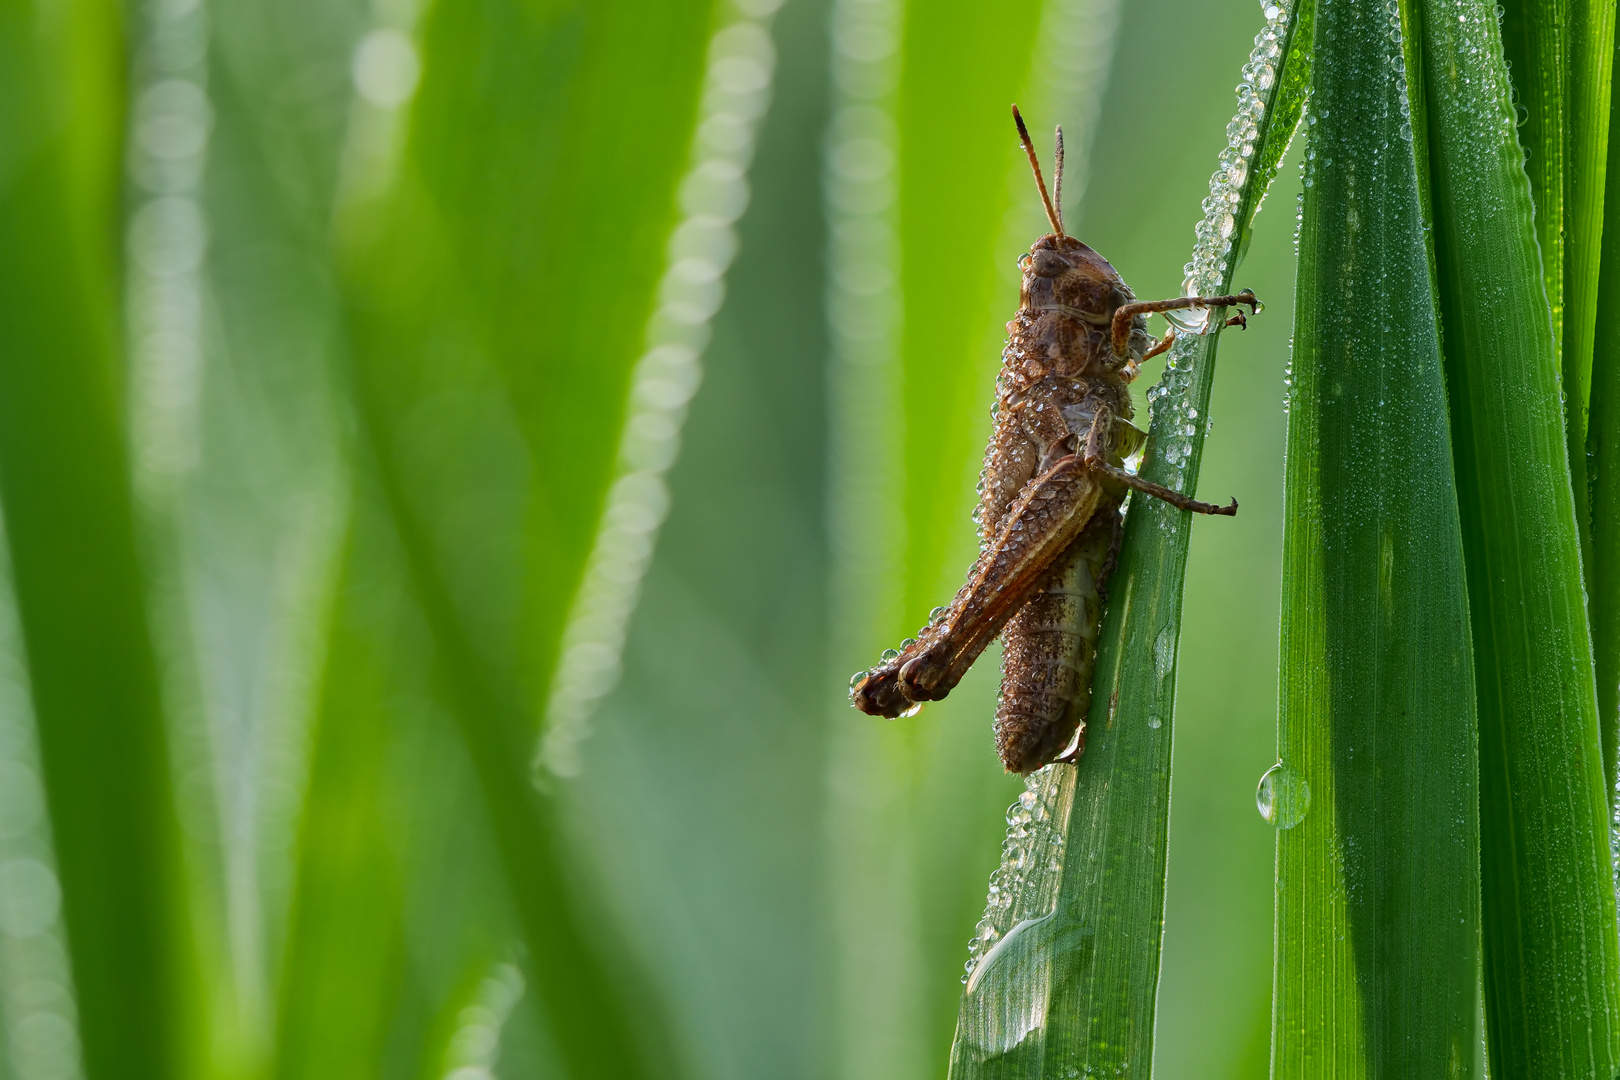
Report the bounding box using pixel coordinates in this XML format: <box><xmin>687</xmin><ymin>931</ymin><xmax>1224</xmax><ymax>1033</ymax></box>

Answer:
<box><xmin>963</xmin><ymin>764</ymin><xmax>1074</xmax><ymax>982</ymax></box>
<box><xmin>955</xmin><ymin>764</ymin><xmax>1077</xmax><ymax>1058</ymax></box>
<box><xmin>1143</xmin><ymin>0</ymin><xmax>1290</xmax><ymax>507</ymax></box>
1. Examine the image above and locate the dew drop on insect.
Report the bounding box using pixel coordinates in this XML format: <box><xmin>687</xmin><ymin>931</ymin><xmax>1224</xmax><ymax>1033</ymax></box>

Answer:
<box><xmin>930</xmin><ymin>605</ymin><xmax>948</xmax><ymax>624</ymax></box>
<box><xmin>881</xmin><ymin>648</ymin><xmax>900</xmax><ymax>662</ymax></box>
<box><xmin>1256</xmin><ymin>762</ymin><xmax>1311</xmax><ymax>828</ymax></box>
<box><xmin>900</xmin><ymin>637</ymin><xmax>916</xmax><ymax>650</ymax></box>
<box><xmin>900</xmin><ymin>701</ymin><xmax>924</xmax><ymax>718</ymax></box>
<box><xmin>849</xmin><ymin>671</ymin><xmax>865</xmax><ymax>690</ymax></box>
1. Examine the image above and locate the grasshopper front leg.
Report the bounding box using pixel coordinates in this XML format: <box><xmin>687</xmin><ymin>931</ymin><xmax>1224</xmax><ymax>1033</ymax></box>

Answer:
<box><xmin>1110</xmin><ymin>290</ymin><xmax>1260</xmax><ymax>360</ymax></box>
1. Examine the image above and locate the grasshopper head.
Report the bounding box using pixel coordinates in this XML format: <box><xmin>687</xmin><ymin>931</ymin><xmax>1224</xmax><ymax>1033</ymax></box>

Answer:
<box><xmin>1018</xmin><ymin>235</ymin><xmax>1131</xmax><ymax>325</ymax></box>
<box><xmin>1009</xmin><ymin>107</ymin><xmax>1133</xmax><ymax>328</ymax></box>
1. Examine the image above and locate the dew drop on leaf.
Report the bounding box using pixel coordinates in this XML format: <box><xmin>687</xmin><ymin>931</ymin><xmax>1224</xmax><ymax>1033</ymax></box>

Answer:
<box><xmin>1256</xmin><ymin>762</ymin><xmax>1311</xmax><ymax>828</ymax></box>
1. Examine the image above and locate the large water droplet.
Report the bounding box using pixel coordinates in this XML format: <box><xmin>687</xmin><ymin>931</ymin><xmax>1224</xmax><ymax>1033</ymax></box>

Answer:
<box><xmin>1256</xmin><ymin>762</ymin><xmax>1310</xmax><ymax>828</ymax></box>
<box><xmin>1153</xmin><ymin>625</ymin><xmax>1176</xmax><ymax>680</ymax></box>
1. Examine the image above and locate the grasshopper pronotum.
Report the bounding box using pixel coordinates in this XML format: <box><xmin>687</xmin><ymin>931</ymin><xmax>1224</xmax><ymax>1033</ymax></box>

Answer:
<box><xmin>849</xmin><ymin>106</ymin><xmax>1259</xmax><ymax>775</ymax></box>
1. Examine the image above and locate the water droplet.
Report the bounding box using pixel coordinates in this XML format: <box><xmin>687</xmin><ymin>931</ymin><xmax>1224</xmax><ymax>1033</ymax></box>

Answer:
<box><xmin>1153</xmin><ymin>625</ymin><xmax>1176</xmax><ymax>680</ymax></box>
<box><xmin>900</xmin><ymin>701</ymin><xmax>924</xmax><ymax>718</ymax></box>
<box><xmin>1148</xmin><ymin>714</ymin><xmax>1162</xmax><ymax>729</ymax></box>
<box><xmin>900</xmin><ymin>637</ymin><xmax>915</xmax><ymax>649</ymax></box>
<box><xmin>929</xmin><ymin>606</ymin><xmax>947</xmax><ymax>623</ymax></box>
<box><xmin>849</xmin><ymin>671</ymin><xmax>865</xmax><ymax>689</ymax></box>
<box><xmin>880</xmin><ymin>648</ymin><xmax>899</xmax><ymax>662</ymax></box>
<box><xmin>1256</xmin><ymin>762</ymin><xmax>1311</xmax><ymax>828</ymax></box>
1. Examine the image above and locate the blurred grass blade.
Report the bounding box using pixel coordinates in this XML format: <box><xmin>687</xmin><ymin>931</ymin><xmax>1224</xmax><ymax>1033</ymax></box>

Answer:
<box><xmin>947</xmin><ymin>3</ymin><xmax>1310</xmax><ymax>1074</ymax></box>
<box><xmin>1416</xmin><ymin>0</ymin><xmax>1620</xmax><ymax>1072</ymax></box>
<box><xmin>1272</xmin><ymin>0</ymin><xmax>1480</xmax><ymax>1070</ymax></box>
<box><xmin>332</xmin><ymin>0</ymin><xmax>720</xmax><ymax>1076</ymax></box>
<box><xmin>824</xmin><ymin>0</ymin><xmax>1061</xmax><ymax>1075</ymax></box>
<box><xmin>277</xmin><ymin>495</ymin><xmax>550</xmax><ymax>1080</ymax></box>
<box><xmin>0</xmin><ymin>0</ymin><xmax>201</xmax><ymax>1077</ymax></box>
<box><xmin>272</xmin><ymin>520</ymin><xmax>407</xmax><ymax>1080</ymax></box>
<box><xmin>147</xmin><ymin>0</ymin><xmax>359</xmax><ymax>1064</ymax></box>
<box><xmin>1594</xmin><ymin>21</ymin><xmax>1620</xmax><ymax>792</ymax></box>
<box><xmin>896</xmin><ymin>2</ymin><xmax>1047</xmax><ymax>623</ymax></box>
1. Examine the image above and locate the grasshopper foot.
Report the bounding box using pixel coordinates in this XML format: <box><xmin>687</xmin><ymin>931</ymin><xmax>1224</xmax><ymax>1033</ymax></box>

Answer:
<box><xmin>898</xmin><ymin>652</ymin><xmax>953</xmax><ymax>702</ymax></box>
<box><xmin>850</xmin><ymin>668</ymin><xmax>912</xmax><ymax>718</ymax></box>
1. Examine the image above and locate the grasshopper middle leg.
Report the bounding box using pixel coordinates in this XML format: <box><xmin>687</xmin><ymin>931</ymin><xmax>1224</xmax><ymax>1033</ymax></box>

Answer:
<box><xmin>1082</xmin><ymin>403</ymin><xmax>1237</xmax><ymax>516</ymax></box>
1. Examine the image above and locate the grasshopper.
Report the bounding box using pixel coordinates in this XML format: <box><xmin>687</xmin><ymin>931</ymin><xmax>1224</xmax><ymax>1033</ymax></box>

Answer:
<box><xmin>849</xmin><ymin>106</ymin><xmax>1258</xmax><ymax>775</ymax></box>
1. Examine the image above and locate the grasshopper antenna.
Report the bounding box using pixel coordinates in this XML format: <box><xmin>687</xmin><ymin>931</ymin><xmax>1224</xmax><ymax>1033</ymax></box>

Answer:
<box><xmin>1012</xmin><ymin>104</ymin><xmax>1064</xmax><ymax>238</ymax></box>
<box><xmin>1052</xmin><ymin>125</ymin><xmax>1066</xmax><ymax>233</ymax></box>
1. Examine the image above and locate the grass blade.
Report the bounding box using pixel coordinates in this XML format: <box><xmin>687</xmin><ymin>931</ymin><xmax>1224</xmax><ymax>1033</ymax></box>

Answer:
<box><xmin>1499</xmin><ymin>0</ymin><xmax>1616</xmax><ymax>630</ymax></box>
<box><xmin>947</xmin><ymin>3</ymin><xmax>1310</xmax><ymax>1074</ymax></box>
<box><xmin>824</xmin><ymin>1</ymin><xmax>1061</xmax><ymax>1075</ymax></box>
<box><xmin>1416</xmin><ymin>0</ymin><xmax>1620</xmax><ymax>1071</ymax></box>
<box><xmin>332</xmin><ymin>0</ymin><xmax>720</xmax><ymax>1075</ymax></box>
<box><xmin>1568</xmin><ymin>0</ymin><xmax>1616</xmax><ymax>525</ymax></box>
<box><xmin>1271</xmin><ymin>0</ymin><xmax>1480</xmax><ymax>1069</ymax></box>
<box><xmin>0</xmin><ymin>1</ymin><xmax>200</xmax><ymax>1076</ymax></box>
<box><xmin>1595</xmin><ymin>26</ymin><xmax>1620</xmax><ymax>793</ymax></box>
<box><xmin>271</xmin><ymin>522</ymin><xmax>406</xmax><ymax>1080</ymax></box>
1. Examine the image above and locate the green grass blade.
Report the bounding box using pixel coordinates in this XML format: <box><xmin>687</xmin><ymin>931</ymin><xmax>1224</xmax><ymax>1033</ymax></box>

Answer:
<box><xmin>1569</xmin><ymin>0</ymin><xmax>1616</xmax><ymax>510</ymax></box>
<box><xmin>1271</xmin><ymin>0</ymin><xmax>1480</xmax><ymax>1070</ymax></box>
<box><xmin>947</xmin><ymin>3</ymin><xmax>1310</xmax><ymax>1074</ymax></box>
<box><xmin>1416</xmin><ymin>0</ymin><xmax>1620</xmax><ymax>1072</ymax></box>
<box><xmin>895</xmin><ymin>2</ymin><xmax>1047</xmax><ymax>623</ymax></box>
<box><xmin>1594</xmin><ymin>24</ymin><xmax>1620</xmax><ymax>793</ymax></box>
<box><xmin>1497</xmin><ymin>0</ymin><xmax>1566</xmax><ymax>351</ymax></box>
<box><xmin>332</xmin><ymin>0</ymin><xmax>719</xmax><ymax>1075</ymax></box>
<box><xmin>150</xmin><ymin>1</ymin><xmax>361</xmax><ymax>1063</ymax></box>
<box><xmin>272</xmin><ymin>523</ymin><xmax>407</xmax><ymax>1080</ymax></box>
<box><xmin>1497</xmin><ymin>0</ymin><xmax>1577</xmax><ymax>557</ymax></box>
<box><xmin>277</xmin><ymin>498</ymin><xmax>549</xmax><ymax>1080</ymax></box>
<box><xmin>1499</xmin><ymin>0</ymin><xmax>1616</xmax><ymax>630</ymax></box>
<box><xmin>0</xmin><ymin>1</ymin><xmax>201</xmax><ymax>1076</ymax></box>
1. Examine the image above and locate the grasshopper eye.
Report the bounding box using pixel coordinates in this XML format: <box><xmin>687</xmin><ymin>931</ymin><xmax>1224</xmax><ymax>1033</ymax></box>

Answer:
<box><xmin>1030</xmin><ymin>250</ymin><xmax>1068</xmax><ymax>278</ymax></box>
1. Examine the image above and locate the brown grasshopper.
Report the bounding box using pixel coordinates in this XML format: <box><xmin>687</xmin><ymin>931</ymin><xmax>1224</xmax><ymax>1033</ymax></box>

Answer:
<box><xmin>849</xmin><ymin>106</ymin><xmax>1258</xmax><ymax>775</ymax></box>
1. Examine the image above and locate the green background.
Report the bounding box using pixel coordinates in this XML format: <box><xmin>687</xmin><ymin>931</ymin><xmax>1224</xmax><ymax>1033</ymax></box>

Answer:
<box><xmin>0</xmin><ymin>0</ymin><xmax>1302</xmax><ymax>1076</ymax></box>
